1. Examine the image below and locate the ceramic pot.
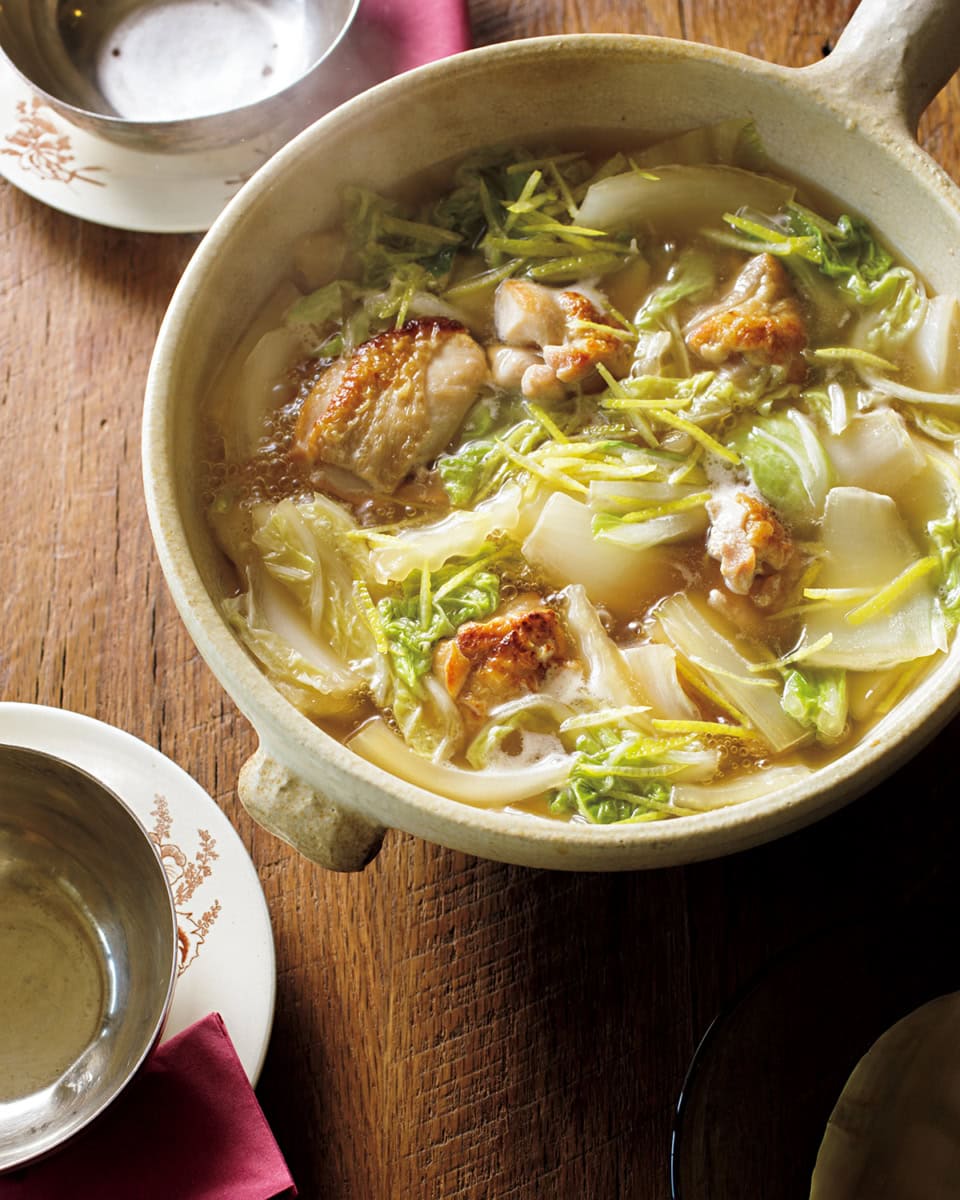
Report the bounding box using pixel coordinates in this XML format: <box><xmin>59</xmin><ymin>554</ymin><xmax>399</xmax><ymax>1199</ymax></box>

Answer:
<box><xmin>143</xmin><ymin>0</ymin><xmax>960</xmax><ymax>871</ymax></box>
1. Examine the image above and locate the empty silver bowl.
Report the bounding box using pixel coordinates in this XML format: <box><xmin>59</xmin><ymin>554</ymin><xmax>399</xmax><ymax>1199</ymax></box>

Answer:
<box><xmin>0</xmin><ymin>745</ymin><xmax>178</xmax><ymax>1173</ymax></box>
<box><xmin>0</xmin><ymin>0</ymin><xmax>360</xmax><ymax>153</ymax></box>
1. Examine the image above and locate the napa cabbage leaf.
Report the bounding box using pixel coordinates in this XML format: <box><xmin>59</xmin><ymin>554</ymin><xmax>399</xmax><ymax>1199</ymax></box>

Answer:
<box><xmin>591</xmin><ymin>497</ymin><xmax>708</xmax><ymax>550</ymax></box>
<box><xmin>631</xmin><ymin>119</ymin><xmax>767</xmax><ymax>171</ymax></box>
<box><xmin>780</xmin><ymin>667</ymin><xmax>849</xmax><ymax>743</ymax></box>
<box><xmin>523</xmin><ymin>495</ymin><xmax>679</xmax><ymax>614</ymax></box>
<box><xmin>222</xmin><ymin>569</ymin><xmax>366</xmax><ymax>719</ymax></box>
<box><xmin>633</xmin><ymin>249</ymin><xmax>716</xmax><ymax>329</ymax></box>
<box><xmin>437</xmin><ymin>440</ymin><xmax>499</xmax><ymax>507</ymax></box>
<box><xmin>577</xmin><ymin>164</ymin><xmax>794</xmax><ymax>237</ymax></box>
<box><xmin>464</xmin><ymin>694</ymin><xmax>574</xmax><ymax>770</ymax></box>
<box><xmin>285</xmin><ymin>279</ymin><xmax>352</xmax><ymax>331</ymax></box>
<box><xmin>725</xmin><ymin>204</ymin><xmax>894</xmax><ymax>302</ymax></box>
<box><xmin>437</xmin><ymin>416</ymin><xmax>546</xmax><ymax>506</ymax></box>
<box><xmin>246</xmin><ymin>497</ymin><xmax>499</xmax><ymax>760</ymax></box>
<box><xmin>655</xmin><ymin>592</ymin><xmax>810</xmax><ymax>753</ymax></box>
<box><xmin>367</xmin><ymin>483</ymin><xmax>526</xmax><ymax>584</ymax></box>
<box><xmin>252</xmin><ymin>495</ymin><xmax>381</xmax><ymax>678</ymax></box>
<box><xmin>376</xmin><ymin>552</ymin><xmax>502</xmax><ymax>690</ymax></box>
<box><xmin>927</xmin><ymin>506</ymin><xmax>960</xmax><ymax>626</ymax></box>
<box><xmin>784</xmin><ymin>206</ymin><xmax>896</xmax><ymax>302</ymax></box>
<box><xmin>550</xmin><ymin>743</ymin><xmax>675</xmax><ymax>823</ymax></box>
<box><xmin>729</xmin><ymin>408</ymin><xmax>833</xmax><ymax>526</ymax></box>
<box><xmin>437</xmin><ymin>403</ymin><xmax>679</xmax><ymax>510</ymax></box>
<box><xmin>723</xmin><ymin>203</ymin><xmax>926</xmax><ymax>352</ymax></box>
<box><xmin>672</xmin><ymin>764</ymin><xmax>812</xmax><ymax>811</ymax></box>
<box><xmin>361</xmin><ymin>549</ymin><xmax>507</xmax><ymax>762</ymax></box>
<box><xmin>349</xmin><ymin>717</ymin><xmax>573</xmax><ymax>807</ymax></box>
<box><xmin>801</xmin><ymin>487</ymin><xmax>947</xmax><ymax>670</ymax></box>
<box><xmin>548</xmin><ymin>719</ymin><xmax>718</xmax><ymax>824</ymax></box>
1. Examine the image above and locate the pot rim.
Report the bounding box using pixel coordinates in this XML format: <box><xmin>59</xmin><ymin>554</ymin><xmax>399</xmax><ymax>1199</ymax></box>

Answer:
<box><xmin>143</xmin><ymin>28</ymin><xmax>960</xmax><ymax>869</ymax></box>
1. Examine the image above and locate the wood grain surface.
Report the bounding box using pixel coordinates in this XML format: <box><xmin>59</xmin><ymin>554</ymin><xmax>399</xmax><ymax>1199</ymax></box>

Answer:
<box><xmin>3</xmin><ymin>2</ymin><xmax>960</xmax><ymax>1197</ymax></box>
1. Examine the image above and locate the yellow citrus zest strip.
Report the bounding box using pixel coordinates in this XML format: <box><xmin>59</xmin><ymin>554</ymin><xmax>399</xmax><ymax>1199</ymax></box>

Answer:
<box><xmin>612</xmin><ymin>492</ymin><xmax>711</xmax><ymax>524</ymax></box>
<box><xmin>803</xmin><ymin>586</ymin><xmax>876</xmax><ymax>603</ymax></box>
<box><xmin>875</xmin><ymin>659</ymin><xmax>930</xmax><ymax>715</ymax></box>
<box><xmin>650</xmin><ymin>408</ymin><xmax>741</xmax><ymax>464</ymax></box>
<box><xmin>844</xmin><ymin>556</ymin><xmax>939</xmax><ymax>626</ymax></box>
<box><xmin>673</xmin><ymin>658</ymin><xmax>751</xmax><ymax>724</ymax></box>
<box><xmin>651</xmin><ymin>719</ymin><xmax>759</xmax><ymax>739</ymax></box>
<box><xmin>525</xmin><ymin>403</ymin><xmax>568</xmax><ymax>443</ymax></box>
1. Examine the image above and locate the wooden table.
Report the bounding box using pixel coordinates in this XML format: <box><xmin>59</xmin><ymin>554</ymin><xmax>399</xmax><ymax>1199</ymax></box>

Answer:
<box><xmin>4</xmin><ymin>1</ymin><xmax>960</xmax><ymax>1196</ymax></box>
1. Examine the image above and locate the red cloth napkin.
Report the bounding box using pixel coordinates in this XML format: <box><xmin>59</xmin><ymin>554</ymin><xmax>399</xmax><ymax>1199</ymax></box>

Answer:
<box><xmin>308</xmin><ymin>0</ymin><xmax>473</xmax><ymax>111</ymax></box>
<box><xmin>358</xmin><ymin>0</ymin><xmax>473</xmax><ymax>74</ymax></box>
<box><xmin>0</xmin><ymin>1014</ymin><xmax>295</xmax><ymax>1200</ymax></box>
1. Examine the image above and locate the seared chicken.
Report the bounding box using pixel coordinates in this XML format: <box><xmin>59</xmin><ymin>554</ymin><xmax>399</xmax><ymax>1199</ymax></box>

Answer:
<box><xmin>706</xmin><ymin>490</ymin><xmax>794</xmax><ymax>599</ymax></box>
<box><xmin>494</xmin><ymin>279</ymin><xmax>568</xmax><ymax>347</ymax></box>
<box><xmin>433</xmin><ymin>597</ymin><xmax>570</xmax><ymax>719</ymax></box>
<box><xmin>542</xmin><ymin>289</ymin><xmax>632</xmax><ymax>384</ymax></box>
<box><xmin>686</xmin><ymin>253</ymin><xmax>807</xmax><ymax>381</ymax></box>
<box><xmin>493</xmin><ymin>280</ymin><xmax>631</xmax><ymax>398</ymax></box>
<box><xmin>294</xmin><ymin>317</ymin><xmax>489</xmax><ymax>493</ymax></box>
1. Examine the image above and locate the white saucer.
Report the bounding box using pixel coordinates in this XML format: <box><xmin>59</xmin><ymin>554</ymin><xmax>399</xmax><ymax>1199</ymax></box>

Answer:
<box><xmin>0</xmin><ymin>703</ymin><xmax>276</xmax><ymax>1084</ymax></box>
<box><xmin>0</xmin><ymin>56</ymin><xmax>275</xmax><ymax>233</ymax></box>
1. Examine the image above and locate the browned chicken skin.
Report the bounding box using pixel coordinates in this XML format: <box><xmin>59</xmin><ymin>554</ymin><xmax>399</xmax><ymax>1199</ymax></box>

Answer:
<box><xmin>293</xmin><ymin>317</ymin><xmax>489</xmax><ymax>493</ymax></box>
<box><xmin>686</xmin><ymin>253</ymin><xmax>808</xmax><ymax>382</ymax></box>
<box><xmin>433</xmin><ymin>597</ymin><xmax>570</xmax><ymax>720</ymax></box>
<box><xmin>705</xmin><ymin>490</ymin><xmax>794</xmax><ymax>601</ymax></box>
<box><xmin>543</xmin><ymin>289</ymin><xmax>632</xmax><ymax>384</ymax></box>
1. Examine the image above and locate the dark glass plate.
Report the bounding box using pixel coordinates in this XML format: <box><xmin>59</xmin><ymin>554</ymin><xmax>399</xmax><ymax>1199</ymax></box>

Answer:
<box><xmin>670</xmin><ymin>910</ymin><xmax>960</xmax><ymax>1200</ymax></box>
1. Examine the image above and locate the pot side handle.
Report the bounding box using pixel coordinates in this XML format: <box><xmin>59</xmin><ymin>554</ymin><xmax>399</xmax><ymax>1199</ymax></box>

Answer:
<box><xmin>238</xmin><ymin>745</ymin><xmax>385</xmax><ymax>871</ymax></box>
<box><xmin>809</xmin><ymin>0</ymin><xmax>960</xmax><ymax>135</ymax></box>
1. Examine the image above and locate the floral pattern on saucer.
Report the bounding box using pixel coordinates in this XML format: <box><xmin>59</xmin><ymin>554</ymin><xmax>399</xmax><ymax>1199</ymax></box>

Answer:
<box><xmin>0</xmin><ymin>56</ymin><xmax>275</xmax><ymax>232</ymax></box>
<box><xmin>2</xmin><ymin>97</ymin><xmax>107</xmax><ymax>187</ymax></box>
<box><xmin>148</xmin><ymin>794</ymin><xmax>223</xmax><ymax>976</ymax></box>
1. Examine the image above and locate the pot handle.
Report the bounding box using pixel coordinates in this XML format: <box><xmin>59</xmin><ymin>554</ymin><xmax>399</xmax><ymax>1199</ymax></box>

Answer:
<box><xmin>238</xmin><ymin>745</ymin><xmax>385</xmax><ymax>871</ymax></box>
<box><xmin>808</xmin><ymin>0</ymin><xmax>960</xmax><ymax>135</ymax></box>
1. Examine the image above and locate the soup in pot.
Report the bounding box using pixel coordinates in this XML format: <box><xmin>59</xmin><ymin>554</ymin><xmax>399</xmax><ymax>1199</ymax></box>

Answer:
<box><xmin>202</xmin><ymin>120</ymin><xmax>960</xmax><ymax>824</ymax></box>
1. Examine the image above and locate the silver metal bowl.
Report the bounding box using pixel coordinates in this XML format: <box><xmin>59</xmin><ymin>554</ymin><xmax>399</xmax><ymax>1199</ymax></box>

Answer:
<box><xmin>0</xmin><ymin>0</ymin><xmax>360</xmax><ymax>153</ymax></box>
<box><xmin>0</xmin><ymin>745</ymin><xmax>178</xmax><ymax>1173</ymax></box>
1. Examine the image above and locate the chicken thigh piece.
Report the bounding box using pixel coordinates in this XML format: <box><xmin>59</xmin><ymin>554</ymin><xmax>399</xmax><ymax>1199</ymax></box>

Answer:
<box><xmin>433</xmin><ymin>596</ymin><xmax>571</xmax><ymax>720</ymax></box>
<box><xmin>706</xmin><ymin>489</ymin><xmax>794</xmax><ymax>603</ymax></box>
<box><xmin>294</xmin><ymin>317</ymin><xmax>489</xmax><ymax>493</ymax></box>
<box><xmin>686</xmin><ymin>253</ymin><xmax>808</xmax><ymax>381</ymax></box>
<box><xmin>493</xmin><ymin>279</ymin><xmax>631</xmax><ymax>398</ymax></box>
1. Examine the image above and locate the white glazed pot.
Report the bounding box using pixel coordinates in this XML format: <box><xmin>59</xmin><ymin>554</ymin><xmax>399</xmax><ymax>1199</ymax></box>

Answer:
<box><xmin>144</xmin><ymin>0</ymin><xmax>960</xmax><ymax>871</ymax></box>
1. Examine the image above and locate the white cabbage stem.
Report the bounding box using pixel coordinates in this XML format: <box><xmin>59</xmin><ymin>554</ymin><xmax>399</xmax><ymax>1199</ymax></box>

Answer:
<box><xmin>348</xmin><ymin>718</ymin><xmax>573</xmax><ymax>808</ymax></box>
